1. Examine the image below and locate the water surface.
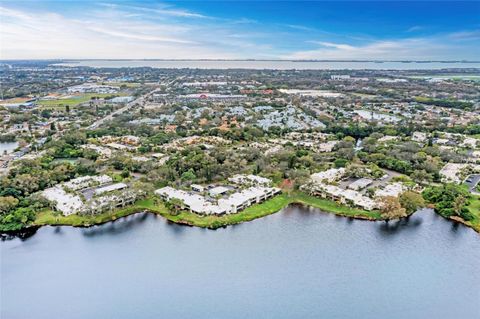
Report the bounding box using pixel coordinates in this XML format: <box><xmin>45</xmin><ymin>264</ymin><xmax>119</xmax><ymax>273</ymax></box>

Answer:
<box><xmin>0</xmin><ymin>142</ymin><xmax>18</xmax><ymax>155</ymax></box>
<box><xmin>56</xmin><ymin>60</ymin><xmax>480</xmax><ymax>70</ymax></box>
<box><xmin>1</xmin><ymin>207</ymin><xmax>479</xmax><ymax>319</ymax></box>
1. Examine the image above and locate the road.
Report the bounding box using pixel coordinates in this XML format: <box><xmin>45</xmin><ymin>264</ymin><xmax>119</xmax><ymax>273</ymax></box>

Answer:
<box><xmin>88</xmin><ymin>88</ymin><xmax>158</xmax><ymax>129</ymax></box>
<box><xmin>88</xmin><ymin>77</ymin><xmax>179</xmax><ymax>129</ymax></box>
<box><xmin>1</xmin><ymin>78</ymin><xmax>180</xmax><ymax>175</ymax></box>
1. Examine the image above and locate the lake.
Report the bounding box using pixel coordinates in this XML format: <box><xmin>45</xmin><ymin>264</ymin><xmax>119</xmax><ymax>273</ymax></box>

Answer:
<box><xmin>0</xmin><ymin>141</ymin><xmax>19</xmax><ymax>155</ymax></box>
<box><xmin>56</xmin><ymin>60</ymin><xmax>480</xmax><ymax>70</ymax></box>
<box><xmin>1</xmin><ymin>206</ymin><xmax>479</xmax><ymax>319</ymax></box>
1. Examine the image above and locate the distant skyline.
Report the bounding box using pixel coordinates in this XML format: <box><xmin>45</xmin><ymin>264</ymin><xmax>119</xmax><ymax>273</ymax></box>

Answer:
<box><xmin>1</xmin><ymin>1</ymin><xmax>479</xmax><ymax>60</ymax></box>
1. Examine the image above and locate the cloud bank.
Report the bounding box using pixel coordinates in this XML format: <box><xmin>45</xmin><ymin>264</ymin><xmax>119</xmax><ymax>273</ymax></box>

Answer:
<box><xmin>0</xmin><ymin>3</ymin><xmax>478</xmax><ymax>60</ymax></box>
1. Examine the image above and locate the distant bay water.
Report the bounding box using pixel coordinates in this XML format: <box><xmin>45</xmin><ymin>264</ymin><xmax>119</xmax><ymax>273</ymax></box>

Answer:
<box><xmin>55</xmin><ymin>60</ymin><xmax>480</xmax><ymax>70</ymax></box>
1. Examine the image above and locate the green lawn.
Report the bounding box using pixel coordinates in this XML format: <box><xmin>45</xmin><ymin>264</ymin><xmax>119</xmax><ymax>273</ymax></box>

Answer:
<box><xmin>37</xmin><ymin>93</ymin><xmax>127</xmax><ymax>109</ymax></box>
<box><xmin>33</xmin><ymin>192</ymin><xmax>381</xmax><ymax>230</ymax></box>
<box><xmin>34</xmin><ymin>204</ymin><xmax>155</xmax><ymax>227</ymax></box>
<box><xmin>465</xmin><ymin>195</ymin><xmax>480</xmax><ymax>232</ymax></box>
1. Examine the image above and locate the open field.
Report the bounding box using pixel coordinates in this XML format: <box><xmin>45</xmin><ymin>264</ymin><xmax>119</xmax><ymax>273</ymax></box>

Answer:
<box><xmin>37</xmin><ymin>93</ymin><xmax>128</xmax><ymax>109</ymax></box>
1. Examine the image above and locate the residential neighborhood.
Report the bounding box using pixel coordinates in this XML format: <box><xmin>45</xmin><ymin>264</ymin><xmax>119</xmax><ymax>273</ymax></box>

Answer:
<box><xmin>0</xmin><ymin>61</ymin><xmax>479</xmax><ymax>235</ymax></box>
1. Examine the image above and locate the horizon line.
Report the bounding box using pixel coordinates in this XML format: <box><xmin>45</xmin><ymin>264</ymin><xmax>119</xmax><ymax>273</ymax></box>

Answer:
<box><xmin>1</xmin><ymin>59</ymin><xmax>480</xmax><ymax>63</ymax></box>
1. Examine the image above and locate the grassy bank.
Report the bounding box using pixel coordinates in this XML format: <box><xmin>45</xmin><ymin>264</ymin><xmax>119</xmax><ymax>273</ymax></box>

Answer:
<box><xmin>464</xmin><ymin>195</ymin><xmax>480</xmax><ymax>232</ymax></box>
<box><xmin>32</xmin><ymin>192</ymin><xmax>381</xmax><ymax>230</ymax></box>
<box><xmin>161</xmin><ymin>192</ymin><xmax>381</xmax><ymax>229</ymax></box>
<box><xmin>33</xmin><ymin>202</ymin><xmax>162</xmax><ymax>227</ymax></box>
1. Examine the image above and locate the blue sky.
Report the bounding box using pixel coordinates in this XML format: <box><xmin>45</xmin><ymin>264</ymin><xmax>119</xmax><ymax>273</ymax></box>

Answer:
<box><xmin>1</xmin><ymin>1</ymin><xmax>479</xmax><ymax>60</ymax></box>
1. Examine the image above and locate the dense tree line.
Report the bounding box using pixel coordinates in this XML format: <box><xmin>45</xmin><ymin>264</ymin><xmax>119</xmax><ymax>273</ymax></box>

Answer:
<box><xmin>0</xmin><ymin>156</ymin><xmax>94</xmax><ymax>231</ymax></box>
<box><xmin>422</xmin><ymin>184</ymin><xmax>473</xmax><ymax>221</ymax></box>
<box><xmin>414</xmin><ymin>97</ymin><xmax>474</xmax><ymax>110</ymax></box>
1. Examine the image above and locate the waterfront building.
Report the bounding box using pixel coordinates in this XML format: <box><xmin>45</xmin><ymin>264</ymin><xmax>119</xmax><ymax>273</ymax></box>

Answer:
<box><xmin>42</xmin><ymin>176</ymin><xmax>141</xmax><ymax>216</ymax></box>
<box><xmin>155</xmin><ymin>175</ymin><xmax>281</xmax><ymax>215</ymax></box>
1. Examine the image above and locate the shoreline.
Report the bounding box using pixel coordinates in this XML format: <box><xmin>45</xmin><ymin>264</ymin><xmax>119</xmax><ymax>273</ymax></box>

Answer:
<box><xmin>2</xmin><ymin>192</ymin><xmax>479</xmax><ymax>235</ymax></box>
<box><xmin>26</xmin><ymin>192</ymin><xmax>381</xmax><ymax>230</ymax></box>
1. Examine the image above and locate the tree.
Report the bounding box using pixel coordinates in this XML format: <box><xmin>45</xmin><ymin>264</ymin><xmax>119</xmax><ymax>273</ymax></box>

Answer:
<box><xmin>411</xmin><ymin>169</ymin><xmax>433</xmax><ymax>184</ymax></box>
<box><xmin>181</xmin><ymin>169</ymin><xmax>196</xmax><ymax>182</ymax></box>
<box><xmin>165</xmin><ymin>198</ymin><xmax>185</xmax><ymax>215</ymax></box>
<box><xmin>334</xmin><ymin>158</ymin><xmax>348</xmax><ymax>168</ymax></box>
<box><xmin>399</xmin><ymin>191</ymin><xmax>425</xmax><ymax>215</ymax></box>
<box><xmin>0</xmin><ymin>196</ymin><xmax>19</xmax><ymax>214</ymax></box>
<box><xmin>0</xmin><ymin>207</ymin><xmax>36</xmax><ymax>231</ymax></box>
<box><xmin>422</xmin><ymin>184</ymin><xmax>470</xmax><ymax>218</ymax></box>
<box><xmin>379</xmin><ymin>196</ymin><xmax>407</xmax><ymax>221</ymax></box>
<box><xmin>121</xmin><ymin>169</ymin><xmax>130</xmax><ymax>179</ymax></box>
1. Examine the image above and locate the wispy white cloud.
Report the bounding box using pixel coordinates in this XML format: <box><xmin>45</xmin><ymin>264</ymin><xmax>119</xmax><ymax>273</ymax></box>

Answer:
<box><xmin>286</xmin><ymin>35</ymin><xmax>480</xmax><ymax>60</ymax></box>
<box><xmin>0</xmin><ymin>4</ymin><xmax>478</xmax><ymax>60</ymax></box>
<box><xmin>85</xmin><ymin>26</ymin><xmax>195</xmax><ymax>44</ymax></box>
<box><xmin>114</xmin><ymin>4</ymin><xmax>208</xmax><ymax>19</ymax></box>
<box><xmin>447</xmin><ymin>30</ymin><xmax>480</xmax><ymax>41</ymax></box>
<box><xmin>0</xmin><ymin>5</ymin><xmax>262</xmax><ymax>59</ymax></box>
<box><xmin>285</xmin><ymin>24</ymin><xmax>315</xmax><ymax>32</ymax></box>
<box><xmin>406</xmin><ymin>25</ymin><xmax>424</xmax><ymax>32</ymax></box>
<box><xmin>307</xmin><ymin>41</ymin><xmax>356</xmax><ymax>51</ymax></box>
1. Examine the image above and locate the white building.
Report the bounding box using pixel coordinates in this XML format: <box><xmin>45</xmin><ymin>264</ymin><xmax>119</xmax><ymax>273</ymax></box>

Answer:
<box><xmin>42</xmin><ymin>176</ymin><xmax>140</xmax><ymax>216</ymax></box>
<box><xmin>81</xmin><ymin>144</ymin><xmax>112</xmax><ymax>159</ymax></box>
<box><xmin>67</xmin><ymin>83</ymin><xmax>118</xmax><ymax>94</ymax></box>
<box><xmin>155</xmin><ymin>175</ymin><xmax>281</xmax><ymax>215</ymax></box>
<box><xmin>374</xmin><ymin>182</ymin><xmax>407</xmax><ymax>198</ymax></box>
<box><xmin>94</xmin><ymin>183</ymin><xmax>128</xmax><ymax>195</ymax></box>
<box><xmin>440</xmin><ymin>163</ymin><xmax>480</xmax><ymax>183</ymax></box>
<box><xmin>309</xmin><ymin>183</ymin><xmax>377</xmax><ymax>211</ymax></box>
<box><xmin>412</xmin><ymin>132</ymin><xmax>428</xmax><ymax>143</ymax></box>
<box><xmin>63</xmin><ymin>175</ymin><xmax>112</xmax><ymax>191</ymax></box>
<box><xmin>208</xmin><ymin>186</ymin><xmax>230</xmax><ymax>197</ymax></box>
<box><xmin>311</xmin><ymin>168</ymin><xmax>346</xmax><ymax>183</ymax></box>
<box><xmin>109</xmin><ymin>96</ymin><xmax>134</xmax><ymax>104</ymax></box>
<box><xmin>306</xmin><ymin>169</ymin><xmax>410</xmax><ymax>211</ymax></box>
<box><xmin>228</xmin><ymin>174</ymin><xmax>272</xmax><ymax>186</ymax></box>
<box><xmin>348</xmin><ymin>178</ymin><xmax>373</xmax><ymax>191</ymax></box>
<box><xmin>331</xmin><ymin>75</ymin><xmax>351</xmax><ymax>80</ymax></box>
<box><xmin>42</xmin><ymin>187</ymin><xmax>84</xmax><ymax>216</ymax></box>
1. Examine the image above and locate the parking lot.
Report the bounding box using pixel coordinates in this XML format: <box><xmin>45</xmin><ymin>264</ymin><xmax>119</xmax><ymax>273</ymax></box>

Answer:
<box><xmin>464</xmin><ymin>174</ymin><xmax>480</xmax><ymax>194</ymax></box>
